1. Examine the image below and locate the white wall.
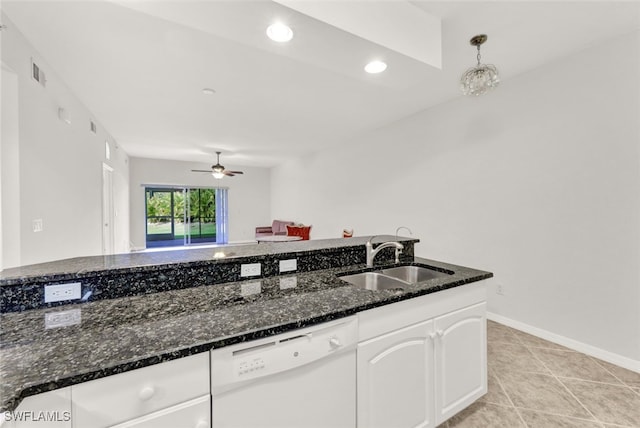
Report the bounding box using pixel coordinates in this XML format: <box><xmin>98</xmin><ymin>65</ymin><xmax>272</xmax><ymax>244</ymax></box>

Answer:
<box><xmin>272</xmin><ymin>31</ymin><xmax>640</xmax><ymax>362</ymax></box>
<box><xmin>0</xmin><ymin>13</ymin><xmax>130</xmax><ymax>267</ymax></box>
<box><xmin>1</xmin><ymin>64</ymin><xmax>21</xmax><ymax>270</ymax></box>
<box><xmin>129</xmin><ymin>157</ymin><xmax>271</xmax><ymax>248</ymax></box>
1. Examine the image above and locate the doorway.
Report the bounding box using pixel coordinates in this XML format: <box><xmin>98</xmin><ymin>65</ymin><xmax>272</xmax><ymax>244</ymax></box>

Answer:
<box><xmin>102</xmin><ymin>163</ymin><xmax>115</xmax><ymax>255</ymax></box>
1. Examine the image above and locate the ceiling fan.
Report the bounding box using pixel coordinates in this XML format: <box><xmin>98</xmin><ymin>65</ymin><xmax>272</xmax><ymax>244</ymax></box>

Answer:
<box><xmin>191</xmin><ymin>151</ymin><xmax>244</xmax><ymax>179</ymax></box>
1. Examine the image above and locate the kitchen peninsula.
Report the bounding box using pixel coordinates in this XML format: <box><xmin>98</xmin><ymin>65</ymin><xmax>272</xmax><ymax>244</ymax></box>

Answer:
<box><xmin>0</xmin><ymin>236</ymin><xmax>492</xmax><ymax>428</ymax></box>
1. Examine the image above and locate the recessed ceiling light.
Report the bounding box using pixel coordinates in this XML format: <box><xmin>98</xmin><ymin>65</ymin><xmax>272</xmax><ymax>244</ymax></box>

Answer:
<box><xmin>202</xmin><ymin>88</ymin><xmax>216</xmax><ymax>95</ymax></box>
<box><xmin>365</xmin><ymin>60</ymin><xmax>387</xmax><ymax>74</ymax></box>
<box><xmin>266</xmin><ymin>22</ymin><xmax>293</xmax><ymax>42</ymax></box>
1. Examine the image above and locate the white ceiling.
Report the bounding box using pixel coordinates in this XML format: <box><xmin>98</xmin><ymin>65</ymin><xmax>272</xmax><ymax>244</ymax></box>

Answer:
<box><xmin>2</xmin><ymin>1</ymin><xmax>639</xmax><ymax>167</ymax></box>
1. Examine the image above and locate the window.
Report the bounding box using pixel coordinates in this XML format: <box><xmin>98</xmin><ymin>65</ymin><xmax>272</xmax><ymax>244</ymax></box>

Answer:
<box><xmin>145</xmin><ymin>187</ymin><xmax>228</xmax><ymax>248</ymax></box>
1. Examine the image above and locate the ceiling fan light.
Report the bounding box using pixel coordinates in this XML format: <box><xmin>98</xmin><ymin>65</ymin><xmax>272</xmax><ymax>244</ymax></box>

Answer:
<box><xmin>212</xmin><ymin>171</ymin><xmax>225</xmax><ymax>179</ymax></box>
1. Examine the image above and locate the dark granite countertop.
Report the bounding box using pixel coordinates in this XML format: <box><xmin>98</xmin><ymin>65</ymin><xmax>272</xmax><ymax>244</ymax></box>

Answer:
<box><xmin>0</xmin><ymin>236</ymin><xmax>417</xmax><ymax>286</ymax></box>
<box><xmin>0</xmin><ymin>256</ymin><xmax>492</xmax><ymax>412</ymax></box>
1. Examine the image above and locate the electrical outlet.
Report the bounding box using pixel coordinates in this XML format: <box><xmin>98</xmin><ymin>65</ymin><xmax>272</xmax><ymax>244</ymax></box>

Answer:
<box><xmin>496</xmin><ymin>283</ymin><xmax>504</xmax><ymax>295</ymax></box>
<box><xmin>240</xmin><ymin>263</ymin><xmax>261</xmax><ymax>277</ymax></box>
<box><xmin>241</xmin><ymin>281</ymin><xmax>262</xmax><ymax>297</ymax></box>
<box><xmin>279</xmin><ymin>259</ymin><xmax>297</xmax><ymax>273</ymax></box>
<box><xmin>44</xmin><ymin>282</ymin><xmax>81</xmax><ymax>303</ymax></box>
<box><xmin>45</xmin><ymin>309</ymin><xmax>82</xmax><ymax>329</ymax></box>
<box><xmin>279</xmin><ymin>276</ymin><xmax>297</xmax><ymax>290</ymax></box>
<box><xmin>32</xmin><ymin>219</ymin><xmax>43</xmax><ymax>233</ymax></box>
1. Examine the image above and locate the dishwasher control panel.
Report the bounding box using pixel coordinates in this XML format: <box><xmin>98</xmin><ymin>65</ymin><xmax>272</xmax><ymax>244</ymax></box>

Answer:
<box><xmin>238</xmin><ymin>357</ymin><xmax>266</xmax><ymax>375</ymax></box>
<box><xmin>211</xmin><ymin>316</ymin><xmax>358</xmax><ymax>388</ymax></box>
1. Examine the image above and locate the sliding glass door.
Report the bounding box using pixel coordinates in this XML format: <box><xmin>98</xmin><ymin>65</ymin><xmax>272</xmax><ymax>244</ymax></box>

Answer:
<box><xmin>145</xmin><ymin>187</ymin><xmax>225</xmax><ymax>248</ymax></box>
<box><xmin>185</xmin><ymin>188</ymin><xmax>216</xmax><ymax>244</ymax></box>
<box><xmin>145</xmin><ymin>188</ymin><xmax>177</xmax><ymax>244</ymax></box>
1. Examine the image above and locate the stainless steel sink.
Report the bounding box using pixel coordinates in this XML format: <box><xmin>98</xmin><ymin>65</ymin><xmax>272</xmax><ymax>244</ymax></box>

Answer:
<box><xmin>338</xmin><ymin>272</ymin><xmax>408</xmax><ymax>291</ymax></box>
<box><xmin>379</xmin><ymin>265</ymin><xmax>450</xmax><ymax>283</ymax></box>
<box><xmin>339</xmin><ymin>264</ymin><xmax>452</xmax><ymax>291</ymax></box>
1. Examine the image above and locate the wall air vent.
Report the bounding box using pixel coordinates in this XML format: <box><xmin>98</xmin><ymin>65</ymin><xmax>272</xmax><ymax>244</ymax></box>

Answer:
<box><xmin>90</xmin><ymin>121</ymin><xmax>97</xmax><ymax>134</ymax></box>
<box><xmin>30</xmin><ymin>58</ymin><xmax>46</xmax><ymax>87</ymax></box>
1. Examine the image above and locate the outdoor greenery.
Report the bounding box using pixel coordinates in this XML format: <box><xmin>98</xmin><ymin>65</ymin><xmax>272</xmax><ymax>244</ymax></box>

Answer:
<box><xmin>146</xmin><ymin>221</ymin><xmax>216</xmax><ymax>238</ymax></box>
<box><xmin>146</xmin><ymin>188</ymin><xmax>217</xmax><ymax>240</ymax></box>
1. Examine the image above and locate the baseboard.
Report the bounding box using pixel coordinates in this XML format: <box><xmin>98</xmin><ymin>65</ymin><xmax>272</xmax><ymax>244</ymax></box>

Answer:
<box><xmin>487</xmin><ymin>312</ymin><xmax>640</xmax><ymax>374</ymax></box>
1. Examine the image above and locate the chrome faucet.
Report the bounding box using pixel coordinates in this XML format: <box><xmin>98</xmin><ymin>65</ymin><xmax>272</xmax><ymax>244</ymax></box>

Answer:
<box><xmin>366</xmin><ymin>235</ymin><xmax>404</xmax><ymax>267</ymax></box>
<box><xmin>395</xmin><ymin>226</ymin><xmax>413</xmax><ymax>239</ymax></box>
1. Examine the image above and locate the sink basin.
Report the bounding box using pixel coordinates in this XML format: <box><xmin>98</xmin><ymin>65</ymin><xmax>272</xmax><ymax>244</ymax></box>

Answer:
<box><xmin>339</xmin><ymin>272</ymin><xmax>408</xmax><ymax>291</ymax></box>
<box><xmin>378</xmin><ymin>265</ymin><xmax>451</xmax><ymax>283</ymax></box>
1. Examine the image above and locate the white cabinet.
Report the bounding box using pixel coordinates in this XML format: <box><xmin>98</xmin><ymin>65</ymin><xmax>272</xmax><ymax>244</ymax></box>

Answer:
<box><xmin>434</xmin><ymin>303</ymin><xmax>486</xmax><ymax>424</ymax></box>
<box><xmin>357</xmin><ymin>282</ymin><xmax>487</xmax><ymax>428</ymax></box>
<box><xmin>4</xmin><ymin>354</ymin><xmax>210</xmax><ymax>428</ymax></box>
<box><xmin>4</xmin><ymin>387</ymin><xmax>71</xmax><ymax>428</ymax></box>
<box><xmin>72</xmin><ymin>353</ymin><xmax>210</xmax><ymax>428</ymax></box>
<box><xmin>357</xmin><ymin>321</ymin><xmax>435</xmax><ymax>428</ymax></box>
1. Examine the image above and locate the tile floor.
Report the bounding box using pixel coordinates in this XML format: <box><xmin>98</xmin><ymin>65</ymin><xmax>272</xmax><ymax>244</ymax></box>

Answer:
<box><xmin>441</xmin><ymin>320</ymin><xmax>640</xmax><ymax>428</ymax></box>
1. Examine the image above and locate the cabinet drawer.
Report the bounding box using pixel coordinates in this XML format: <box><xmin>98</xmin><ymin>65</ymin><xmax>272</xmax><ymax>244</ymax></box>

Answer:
<box><xmin>72</xmin><ymin>353</ymin><xmax>210</xmax><ymax>428</ymax></box>
<box><xmin>109</xmin><ymin>395</ymin><xmax>210</xmax><ymax>428</ymax></box>
<box><xmin>358</xmin><ymin>281</ymin><xmax>486</xmax><ymax>341</ymax></box>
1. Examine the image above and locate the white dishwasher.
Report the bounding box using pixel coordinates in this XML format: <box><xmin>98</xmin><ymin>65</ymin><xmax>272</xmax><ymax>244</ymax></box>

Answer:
<box><xmin>210</xmin><ymin>316</ymin><xmax>358</xmax><ymax>428</ymax></box>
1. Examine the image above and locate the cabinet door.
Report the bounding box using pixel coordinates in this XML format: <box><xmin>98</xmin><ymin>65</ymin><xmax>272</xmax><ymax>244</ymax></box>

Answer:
<box><xmin>357</xmin><ymin>320</ymin><xmax>434</xmax><ymax>428</ymax></box>
<box><xmin>433</xmin><ymin>303</ymin><xmax>487</xmax><ymax>424</ymax></box>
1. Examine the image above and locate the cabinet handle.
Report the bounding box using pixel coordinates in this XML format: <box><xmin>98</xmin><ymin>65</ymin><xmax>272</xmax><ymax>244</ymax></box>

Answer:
<box><xmin>436</xmin><ymin>330</ymin><xmax>444</xmax><ymax>338</ymax></box>
<box><xmin>194</xmin><ymin>420</ymin><xmax>209</xmax><ymax>428</ymax></box>
<box><xmin>138</xmin><ymin>385</ymin><xmax>156</xmax><ymax>401</ymax></box>
<box><xmin>428</xmin><ymin>332</ymin><xmax>437</xmax><ymax>340</ymax></box>
<box><xmin>329</xmin><ymin>336</ymin><xmax>341</xmax><ymax>349</ymax></box>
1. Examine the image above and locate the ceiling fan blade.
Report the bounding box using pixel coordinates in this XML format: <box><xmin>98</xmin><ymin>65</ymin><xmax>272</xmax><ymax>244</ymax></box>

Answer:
<box><xmin>191</xmin><ymin>169</ymin><xmax>212</xmax><ymax>173</ymax></box>
<box><xmin>227</xmin><ymin>170</ymin><xmax>244</xmax><ymax>174</ymax></box>
<box><xmin>223</xmin><ymin>171</ymin><xmax>235</xmax><ymax>177</ymax></box>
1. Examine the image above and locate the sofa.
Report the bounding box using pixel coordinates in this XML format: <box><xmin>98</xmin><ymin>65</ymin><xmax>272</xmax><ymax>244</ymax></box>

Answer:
<box><xmin>255</xmin><ymin>220</ymin><xmax>295</xmax><ymax>238</ymax></box>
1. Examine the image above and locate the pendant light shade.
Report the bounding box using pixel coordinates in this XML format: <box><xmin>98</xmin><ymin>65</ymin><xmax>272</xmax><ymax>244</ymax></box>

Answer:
<box><xmin>460</xmin><ymin>34</ymin><xmax>500</xmax><ymax>96</ymax></box>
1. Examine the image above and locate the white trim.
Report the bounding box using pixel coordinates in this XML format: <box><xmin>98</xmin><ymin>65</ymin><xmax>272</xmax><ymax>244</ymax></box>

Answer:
<box><xmin>141</xmin><ymin>183</ymin><xmax>229</xmax><ymax>190</ymax></box>
<box><xmin>487</xmin><ymin>312</ymin><xmax>640</xmax><ymax>374</ymax></box>
<box><xmin>102</xmin><ymin>163</ymin><xmax>115</xmax><ymax>255</ymax></box>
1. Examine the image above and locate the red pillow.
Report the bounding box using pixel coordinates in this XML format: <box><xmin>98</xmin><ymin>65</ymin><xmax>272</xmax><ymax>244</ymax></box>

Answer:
<box><xmin>286</xmin><ymin>225</ymin><xmax>312</xmax><ymax>240</ymax></box>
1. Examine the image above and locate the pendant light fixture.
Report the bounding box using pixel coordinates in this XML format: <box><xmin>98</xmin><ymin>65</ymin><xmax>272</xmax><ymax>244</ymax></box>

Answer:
<box><xmin>460</xmin><ymin>34</ymin><xmax>500</xmax><ymax>96</ymax></box>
